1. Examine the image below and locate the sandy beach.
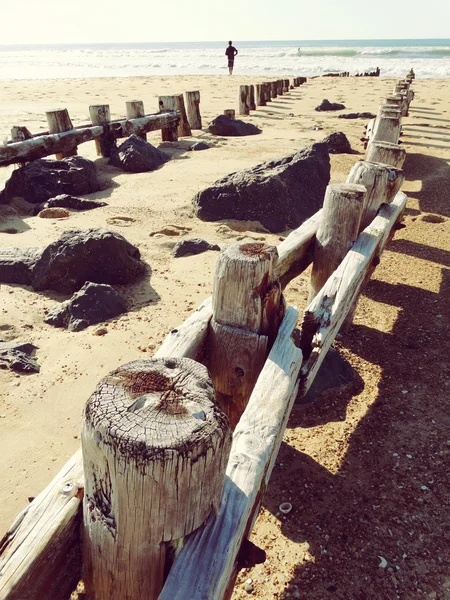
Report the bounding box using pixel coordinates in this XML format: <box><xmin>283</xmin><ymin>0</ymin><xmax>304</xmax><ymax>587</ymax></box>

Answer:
<box><xmin>0</xmin><ymin>74</ymin><xmax>449</xmax><ymax>598</ymax></box>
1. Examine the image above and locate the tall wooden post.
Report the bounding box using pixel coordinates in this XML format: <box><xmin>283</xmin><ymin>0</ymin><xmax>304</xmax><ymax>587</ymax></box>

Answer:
<box><xmin>270</xmin><ymin>81</ymin><xmax>277</xmax><ymax>99</ymax></box>
<box><xmin>308</xmin><ymin>184</ymin><xmax>366</xmax><ymax>303</ymax></box>
<box><xmin>276</xmin><ymin>80</ymin><xmax>283</xmax><ymax>95</ymax></box>
<box><xmin>89</xmin><ymin>104</ymin><xmax>115</xmax><ymax>157</ymax></box>
<box><xmin>346</xmin><ymin>160</ymin><xmax>404</xmax><ymax>230</ymax></box>
<box><xmin>255</xmin><ymin>84</ymin><xmax>266</xmax><ymax>106</ymax></box>
<box><xmin>126</xmin><ymin>100</ymin><xmax>146</xmax><ymax>140</ymax></box>
<box><xmin>208</xmin><ymin>243</ymin><xmax>285</xmax><ymax>428</ymax></box>
<box><xmin>366</xmin><ymin>141</ymin><xmax>406</xmax><ymax>168</ymax></box>
<box><xmin>82</xmin><ymin>357</ymin><xmax>232</xmax><ymax>600</ymax></box>
<box><xmin>46</xmin><ymin>108</ymin><xmax>77</xmax><ymax>159</ymax></box>
<box><xmin>159</xmin><ymin>94</ymin><xmax>191</xmax><ymax>138</ymax></box>
<box><xmin>185</xmin><ymin>91</ymin><xmax>202</xmax><ymax>129</ymax></box>
<box><xmin>372</xmin><ymin>115</ymin><xmax>401</xmax><ymax>144</ymax></box>
<box><xmin>249</xmin><ymin>85</ymin><xmax>256</xmax><ymax>111</ymax></box>
<box><xmin>238</xmin><ymin>85</ymin><xmax>250</xmax><ymax>115</ymax></box>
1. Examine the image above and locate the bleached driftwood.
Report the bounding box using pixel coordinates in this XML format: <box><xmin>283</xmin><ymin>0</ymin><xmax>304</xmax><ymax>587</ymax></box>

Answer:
<box><xmin>299</xmin><ymin>192</ymin><xmax>407</xmax><ymax>397</ymax></box>
<box><xmin>159</xmin><ymin>306</ymin><xmax>303</xmax><ymax>600</ymax></box>
<box><xmin>365</xmin><ymin>141</ymin><xmax>406</xmax><ymax>168</ymax></box>
<box><xmin>0</xmin><ymin>297</ymin><xmax>212</xmax><ymax>600</ymax></box>
<box><xmin>0</xmin><ymin>112</ymin><xmax>180</xmax><ymax>167</ymax></box>
<box><xmin>372</xmin><ymin>115</ymin><xmax>401</xmax><ymax>144</ymax></box>
<box><xmin>0</xmin><ymin>451</ymin><xmax>84</xmax><ymax>600</ymax></box>
<box><xmin>275</xmin><ymin>209</ymin><xmax>322</xmax><ymax>287</ymax></box>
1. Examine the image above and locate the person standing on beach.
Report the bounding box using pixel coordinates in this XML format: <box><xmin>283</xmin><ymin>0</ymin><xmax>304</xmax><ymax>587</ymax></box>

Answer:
<box><xmin>225</xmin><ymin>41</ymin><xmax>238</xmax><ymax>75</ymax></box>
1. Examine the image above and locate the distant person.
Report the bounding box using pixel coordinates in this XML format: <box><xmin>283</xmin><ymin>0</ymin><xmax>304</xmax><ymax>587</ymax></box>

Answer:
<box><xmin>225</xmin><ymin>41</ymin><xmax>238</xmax><ymax>75</ymax></box>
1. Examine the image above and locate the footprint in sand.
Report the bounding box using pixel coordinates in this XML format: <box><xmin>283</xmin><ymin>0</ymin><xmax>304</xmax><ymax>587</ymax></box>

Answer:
<box><xmin>107</xmin><ymin>216</ymin><xmax>136</xmax><ymax>227</ymax></box>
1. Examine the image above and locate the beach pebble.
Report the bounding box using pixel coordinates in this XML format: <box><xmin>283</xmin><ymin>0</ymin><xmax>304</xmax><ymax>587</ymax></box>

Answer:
<box><xmin>244</xmin><ymin>583</ymin><xmax>254</xmax><ymax>593</ymax></box>
<box><xmin>38</xmin><ymin>207</ymin><xmax>70</xmax><ymax>219</ymax></box>
<box><xmin>93</xmin><ymin>327</ymin><xmax>108</xmax><ymax>336</ymax></box>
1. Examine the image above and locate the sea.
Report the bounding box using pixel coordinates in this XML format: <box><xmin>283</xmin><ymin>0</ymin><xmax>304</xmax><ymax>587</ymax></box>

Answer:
<box><xmin>1</xmin><ymin>39</ymin><xmax>450</xmax><ymax>80</ymax></box>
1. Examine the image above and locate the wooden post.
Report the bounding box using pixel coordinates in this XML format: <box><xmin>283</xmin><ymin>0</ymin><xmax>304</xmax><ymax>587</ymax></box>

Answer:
<box><xmin>238</xmin><ymin>85</ymin><xmax>250</xmax><ymax>115</ymax></box>
<box><xmin>346</xmin><ymin>160</ymin><xmax>404</xmax><ymax>230</ymax></box>
<box><xmin>365</xmin><ymin>141</ymin><xmax>406</xmax><ymax>168</ymax></box>
<box><xmin>224</xmin><ymin>109</ymin><xmax>235</xmax><ymax>119</ymax></box>
<box><xmin>82</xmin><ymin>357</ymin><xmax>232</xmax><ymax>600</ymax></box>
<box><xmin>46</xmin><ymin>108</ymin><xmax>77</xmax><ymax>159</ymax></box>
<box><xmin>11</xmin><ymin>126</ymin><xmax>32</xmax><ymax>167</ymax></box>
<box><xmin>249</xmin><ymin>85</ymin><xmax>256</xmax><ymax>111</ymax></box>
<box><xmin>255</xmin><ymin>84</ymin><xmax>266</xmax><ymax>106</ymax></box>
<box><xmin>276</xmin><ymin>80</ymin><xmax>283</xmax><ymax>95</ymax></box>
<box><xmin>89</xmin><ymin>104</ymin><xmax>115</xmax><ymax>157</ymax></box>
<box><xmin>185</xmin><ymin>91</ymin><xmax>202</xmax><ymax>129</ymax></box>
<box><xmin>159</xmin><ymin>94</ymin><xmax>191</xmax><ymax>138</ymax></box>
<box><xmin>263</xmin><ymin>82</ymin><xmax>271</xmax><ymax>102</ymax></box>
<box><xmin>208</xmin><ymin>242</ymin><xmax>285</xmax><ymax>428</ymax></box>
<box><xmin>378</xmin><ymin>104</ymin><xmax>402</xmax><ymax>119</ymax></box>
<box><xmin>309</xmin><ymin>183</ymin><xmax>366</xmax><ymax>303</ymax></box>
<box><xmin>284</xmin><ymin>79</ymin><xmax>290</xmax><ymax>92</ymax></box>
<box><xmin>385</xmin><ymin>95</ymin><xmax>403</xmax><ymax>108</ymax></box>
<box><xmin>372</xmin><ymin>115</ymin><xmax>401</xmax><ymax>144</ymax></box>
<box><xmin>270</xmin><ymin>81</ymin><xmax>277</xmax><ymax>99</ymax></box>
<box><xmin>126</xmin><ymin>100</ymin><xmax>146</xmax><ymax>140</ymax></box>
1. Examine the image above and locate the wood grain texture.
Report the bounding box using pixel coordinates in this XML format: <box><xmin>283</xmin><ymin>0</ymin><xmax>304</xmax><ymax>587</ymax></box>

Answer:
<box><xmin>238</xmin><ymin>86</ymin><xmax>250</xmax><ymax>115</ymax></box>
<box><xmin>0</xmin><ymin>450</ymin><xmax>84</xmax><ymax>600</ymax></box>
<box><xmin>299</xmin><ymin>192</ymin><xmax>408</xmax><ymax>397</ymax></box>
<box><xmin>365</xmin><ymin>142</ymin><xmax>406</xmax><ymax>168</ymax></box>
<box><xmin>46</xmin><ymin>108</ymin><xmax>77</xmax><ymax>159</ymax></box>
<box><xmin>185</xmin><ymin>91</ymin><xmax>202</xmax><ymax>129</ymax></box>
<box><xmin>126</xmin><ymin>100</ymin><xmax>146</xmax><ymax>140</ymax></box>
<box><xmin>159</xmin><ymin>306</ymin><xmax>303</xmax><ymax>600</ymax></box>
<box><xmin>158</xmin><ymin>95</ymin><xmax>191</xmax><ymax>137</ymax></box>
<box><xmin>372</xmin><ymin>115</ymin><xmax>401</xmax><ymax>144</ymax></box>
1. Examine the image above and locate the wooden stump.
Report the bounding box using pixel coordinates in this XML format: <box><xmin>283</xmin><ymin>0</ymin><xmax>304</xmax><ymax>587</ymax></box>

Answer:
<box><xmin>385</xmin><ymin>95</ymin><xmax>403</xmax><ymax>108</ymax></box>
<box><xmin>309</xmin><ymin>183</ymin><xmax>366</xmax><ymax>303</ymax></box>
<box><xmin>185</xmin><ymin>91</ymin><xmax>202</xmax><ymax>129</ymax></box>
<box><xmin>209</xmin><ymin>243</ymin><xmax>285</xmax><ymax>428</ymax></box>
<box><xmin>159</xmin><ymin>94</ymin><xmax>191</xmax><ymax>138</ymax></box>
<box><xmin>372</xmin><ymin>115</ymin><xmax>401</xmax><ymax>144</ymax></box>
<box><xmin>46</xmin><ymin>108</ymin><xmax>77</xmax><ymax>159</ymax></box>
<box><xmin>365</xmin><ymin>141</ymin><xmax>406</xmax><ymax>168</ymax></box>
<box><xmin>11</xmin><ymin>126</ymin><xmax>32</xmax><ymax>167</ymax></box>
<box><xmin>238</xmin><ymin>85</ymin><xmax>250</xmax><ymax>115</ymax></box>
<box><xmin>276</xmin><ymin>80</ymin><xmax>283</xmax><ymax>95</ymax></box>
<box><xmin>270</xmin><ymin>81</ymin><xmax>277</xmax><ymax>99</ymax></box>
<box><xmin>263</xmin><ymin>82</ymin><xmax>271</xmax><ymax>102</ymax></box>
<box><xmin>224</xmin><ymin>109</ymin><xmax>236</xmax><ymax>119</ymax></box>
<box><xmin>378</xmin><ymin>104</ymin><xmax>402</xmax><ymax>119</ymax></box>
<box><xmin>82</xmin><ymin>357</ymin><xmax>232</xmax><ymax>600</ymax></box>
<box><xmin>284</xmin><ymin>79</ymin><xmax>290</xmax><ymax>92</ymax></box>
<box><xmin>126</xmin><ymin>100</ymin><xmax>146</xmax><ymax>140</ymax></box>
<box><xmin>346</xmin><ymin>160</ymin><xmax>404</xmax><ymax>230</ymax></box>
<box><xmin>255</xmin><ymin>84</ymin><xmax>266</xmax><ymax>106</ymax></box>
<box><xmin>249</xmin><ymin>85</ymin><xmax>256</xmax><ymax>111</ymax></box>
<box><xmin>89</xmin><ymin>104</ymin><xmax>115</xmax><ymax>157</ymax></box>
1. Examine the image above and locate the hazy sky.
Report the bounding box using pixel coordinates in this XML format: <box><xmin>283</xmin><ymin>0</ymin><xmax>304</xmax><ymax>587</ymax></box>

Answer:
<box><xmin>3</xmin><ymin>0</ymin><xmax>450</xmax><ymax>45</ymax></box>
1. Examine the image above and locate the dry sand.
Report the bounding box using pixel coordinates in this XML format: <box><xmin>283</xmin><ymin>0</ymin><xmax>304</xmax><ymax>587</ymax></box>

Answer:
<box><xmin>0</xmin><ymin>75</ymin><xmax>449</xmax><ymax>599</ymax></box>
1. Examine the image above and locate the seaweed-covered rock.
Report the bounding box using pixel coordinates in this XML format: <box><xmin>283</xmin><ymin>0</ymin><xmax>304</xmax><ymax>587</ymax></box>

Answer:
<box><xmin>322</xmin><ymin>132</ymin><xmax>352</xmax><ymax>154</ymax></box>
<box><xmin>109</xmin><ymin>134</ymin><xmax>170</xmax><ymax>173</ymax></box>
<box><xmin>31</xmin><ymin>228</ymin><xmax>146</xmax><ymax>293</ymax></box>
<box><xmin>0</xmin><ymin>156</ymin><xmax>100</xmax><ymax>204</ymax></box>
<box><xmin>208</xmin><ymin>115</ymin><xmax>261</xmax><ymax>137</ymax></box>
<box><xmin>45</xmin><ymin>282</ymin><xmax>126</xmax><ymax>331</ymax></box>
<box><xmin>193</xmin><ymin>143</ymin><xmax>330</xmax><ymax>233</ymax></box>
<box><xmin>0</xmin><ymin>247</ymin><xmax>43</xmax><ymax>285</ymax></box>
<box><xmin>315</xmin><ymin>99</ymin><xmax>346</xmax><ymax>112</ymax></box>
<box><xmin>171</xmin><ymin>238</ymin><xmax>220</xmax><ymax>258</ymax></box>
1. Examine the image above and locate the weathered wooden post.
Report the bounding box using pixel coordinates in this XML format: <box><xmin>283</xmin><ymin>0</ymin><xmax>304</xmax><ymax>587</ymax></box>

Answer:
<box><xmin>126</xmin><ymin>100</ymin><xmax>146</xmax><ymax>140</ymax></box>
<box><xmin>385</xmin><ymin>95</ymin><xmax>403</xmax><ymax>108</ymax></box>
<box><xmin>208</xmin><ymin>243</ymin><xmax>285</xmax><ymax>428</ymax></box>
<box><xmin>284</xmin><ymin>79</ymin><xmax>290</xmax><ymax>92</ymax></box>
<box><xmin>46</xmin><ymin>108</ymin><xmax>77</xmax><ymax>159</ymax></box>
<box><xmin>270</xmin><ymin>81</ymin><xmax>277</xmax><ymax>99</ymax></box>
<box><xmin>249</xmin><ymin>85</ymin><xmax>256</xmax><ymax>111</ymax></box>
<box><xmin>82</xmin><ymin>357</ymin><xmax>232</xmax><ymax>600</ymax></box>
<box><xmin>263</xmin><ymin>82</ymin><xmax>271</xmax><ymax>102</ymax></box>
<box><xmin>185</xmin><ymin>91</ymin><xmax>202</xmax><ymax>129</ymax></box>
<box><xmin>309</xmin><ymin>183</ymin><xmax>366</xmax><ymax>303</ymax></box>
<box><xmin>276</xmin><ymin>80</ymin><xmax>283</xmax><ymax>95</ymax></box>
<box><xmin>255</xmin><ymin>84</ymin><xmax>266</xmax><ymax>106</ymax></box>
<box><xmin>378</xmin><ymin>104</ymin><xmax>402</xmax><ymax>119</ymax></box>
<box><xmin>89</xmin><ymin>104</ymin><xmax>116</xmax><ymax>157</ymax></box>
<box><xmin>224</xmin><ymin>109</ymin><xmax>236</xmax><ymax>119</ymax></box>
<box><xmin>158</xmin><ymin>95</ymin><xmax>191</xmax><ymax>138</ymax></box>
<box><xmin>372</xmin><ymin>115</ymin><xmax>401</xmax><ymax>144</ymax></box>
<box><xmin>238</xmin><ymin>85</ymin><xmax>250</xmax><ymax>115</ymax></box>
<box><xmin>11</xmin><ymin>126</ymin><xmax>32</xmax><ymax>167</ymax></box>
<box><xmin>346</xmin><ymin>160</ymin><xmax>404</xmax><ymax>230</ymax></box>
<box><xmin>365</xmin><ymin>141</ymin><xmax>406</xmax><ymax>168</ymax></box>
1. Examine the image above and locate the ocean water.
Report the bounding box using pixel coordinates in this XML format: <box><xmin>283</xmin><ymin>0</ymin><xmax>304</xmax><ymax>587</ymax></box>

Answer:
<box><xmin>0</xmin><ymin>39</ymin><xmax>449</xmax><ymax>80</ymax></box>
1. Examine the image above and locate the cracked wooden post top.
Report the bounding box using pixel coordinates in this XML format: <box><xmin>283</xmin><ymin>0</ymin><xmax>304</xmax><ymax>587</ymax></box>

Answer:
<box><xmin>209</xmin><ymin>242</ymin><xmax>285</xmax><ymax>428</ymax></box>
<box><xmin>365</xmin><ymin>141</ymin><xmax>406</xmax><ymax>169</ymax></box>
<box><xmin>81</xmin><ymin>357</ymin><xmax>231</xmax><ymax>600</ymax></box>
<box><xmin>45</xmin><ymin>108</ymin><xmax>77</xmax><ymax>159</ymax></box>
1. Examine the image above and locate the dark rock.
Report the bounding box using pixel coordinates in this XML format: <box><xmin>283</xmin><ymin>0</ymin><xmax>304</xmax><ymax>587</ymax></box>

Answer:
<box><xmin>322</xmin><ymin>132</ymin><xmax>352</xmax><ymax>154</ymax></box>
<box><xmin>0</xmin><ymin>341</ymin><xmax>39</xmax><ymax>374</ymax></box>
<box><xmin>109</xmin><ymin>134</ymin><xmax>170</xmax><ymax>173</ymax></box>
<box><xmin>338</xmin><ymin>112</ymin><xmax>377</xmax><ymax>119</ymax></box>
<box><xmin>208</xmin><ymin>115</ymin><xmax>262</xmax><ymax>137</ymax></box>
<box><xmin>315</xmin><ymin>99</ymin><xmax>346</xmax><ymax>112</ymax></box>
<box><xmin>45</xmin><ymin>282</ymin><xmax>126</xmax><ymax>331</ymax></box>
<box><xmin>189</xmin><ymin>142</ymin><xmax>210</xmax><ymax>151</ymax></box>
<box><xmin>48</xmin><ymin>194</ymin><xmax>107</xmax><ymax>211</ymax></box>
<box><xmin>193</xmin><ymin>143</ymin><xmax>330</xmax><ymax>233</ymax></box>
<box><xmin>171</xmin><ymin>238</ymin><xmax>220</xmax><ymax>258</ymax></box>
<box><xmin>0</xmin><ymin>247</ymin><xmax>44</xmax><ymax>285</ymax></box>
<box><xmin>0</xmin><ymin>156</ymin><xmax>100</xmax><ymax>205</ymax></box>
<box><xmin>31</xmin><ymin>228</ymin><xmax>146</xmax><ymax>293</ymax></box>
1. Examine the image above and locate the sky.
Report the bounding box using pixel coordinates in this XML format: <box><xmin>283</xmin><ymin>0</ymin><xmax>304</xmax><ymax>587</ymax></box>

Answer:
<box><xmin>3</xmin><ymin>0</ymin><xmax>450</xmax><ymax>45</ymax></box>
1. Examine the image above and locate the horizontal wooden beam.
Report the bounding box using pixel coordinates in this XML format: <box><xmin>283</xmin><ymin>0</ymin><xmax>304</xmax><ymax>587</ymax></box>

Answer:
<box><xmin>0</xmin><ymin>111</ymin><xmax>179</xmax><ymax>167</ymax></box>
<box><xmin>298</xmin><ymin>191</ymin><xmax>407</xmax><ymax>398</ymax></box>
<box><xmin>159</xmin><ymin>306</ymin><xmax>303</xmax><ymax>600</ymax></box>
<box><xmin>0</xmin><ymin>297</ymin><xmax>211</xmax><ymax>600</ymax></box>
<box><xmin>276</xmin><ymin>209</ymin><xmax>322</xmax><ymax>288</ymax></box>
